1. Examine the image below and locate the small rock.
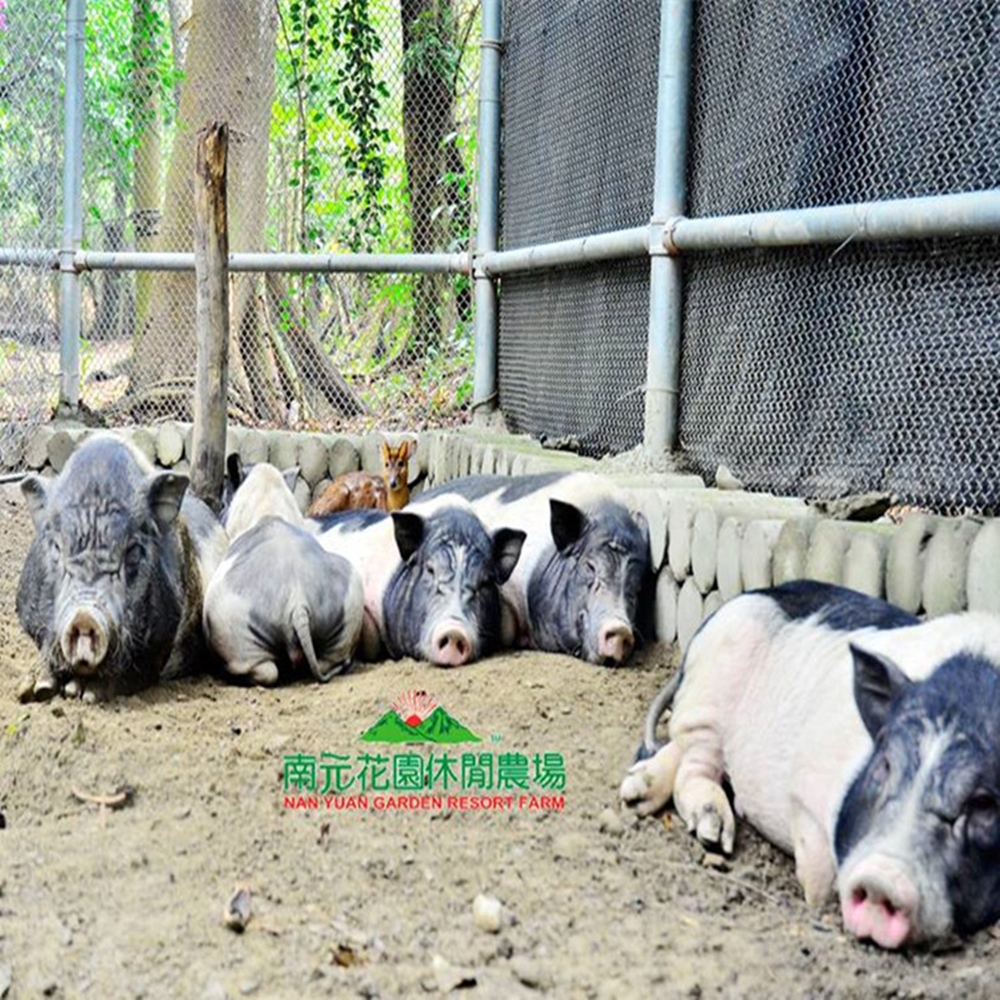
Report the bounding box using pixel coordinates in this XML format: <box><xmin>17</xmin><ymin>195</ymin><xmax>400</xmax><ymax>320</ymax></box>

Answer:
<box><xmin>432</xmin><ymin>954</ymin><xmax>476</xmax><ymax>993</ymax></box>
<box><xmin>701</xmin><ymin>851</ymin><xmax>729</xmax><ymax>871</ymax></box>
<box><xmin>552</xmin><ymin>832</ymin><xmax>589</xmax><ymax>860</ymax></box>
<box><xmin>597</xmin><ymin>807</ymin><xmax>625</xmax><ymax>836</ymax></box>
<box><xmin>0</xmin><ymin>965</ymin><xmax>10</xmax><ymax>999</ymax></box>
<box><xmin>239</xmin><ymin>982</ymin><xmax>261</xmax><ymax>997</ymax></box>
<box><xmin>224</xmin><ymin>884</ymin><xmax>252</xmax><ymax>932</ymax></box>
<box><xmin>956</xmin><ymin>966</ymin><xmax>984</xmax><ymax>980</ymax></box>
<box><xmin>17</xmin><ymin>674</ymin><xmax>36</xmax><ymax>703</ymax></box>
<box><xmin>510</xmin><ymin>957</ymin><xmax>553</xmax><ymax>991</ymax></box>
<box><xmin>714</xmin><ymin>465</ymin><xmax>744</xmax><ymax>491</ymax></box>
<box><xmin>811</xmin><ymin>492</ymin><xmax>894</xmax><ymax>522</ymax></box>
<box><xmin>472</xmin><ymin>893</ymin><xmax>503</xmax><ymax>933</ymax></box>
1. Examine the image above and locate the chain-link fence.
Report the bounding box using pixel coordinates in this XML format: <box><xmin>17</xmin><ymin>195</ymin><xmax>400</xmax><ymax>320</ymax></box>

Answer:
<box><xmin>679</xmin><ymin>0</ymin><xmax>1000</xmax><ymax>513</ymax></box>
<box><xmin>496</xmin><ymin>0</ymin><xmax>1000</xmax><ymax>513</ymax></box>
<box><xmin>497</xmin><ymin>0</ymin><xmax>659</xmax><ymax>456</ymax></box>
<box><xmin>0</xmin><ymin>2</ymin><xmax>65</xmax><ymax>463</ymax></box>
<box><xmin>0</xmin><ymin>0</ymin><xmax>481</xmax><ymax>455</ymax></box>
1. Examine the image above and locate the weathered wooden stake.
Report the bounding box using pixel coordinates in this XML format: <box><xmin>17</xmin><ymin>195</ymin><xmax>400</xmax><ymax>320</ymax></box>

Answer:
<box><xmin>190</xmin><ymin>121</ymin><xmax>230</xmax><ymax>513</ymax></box>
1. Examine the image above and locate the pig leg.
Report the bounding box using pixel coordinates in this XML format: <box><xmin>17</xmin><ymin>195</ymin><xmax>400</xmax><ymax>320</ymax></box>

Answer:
<box><xmin>620</xmin><ymin>741</ymin><xmax>682</xmax><ymax>816</ymax></box>
<box><xmin>790</xmin><ymin>800</ymin><xmax>837</xmax><ymax>908</ymax></box>
<box><xmin>671</xmin><ymin>732</ymin><xmax>736</xmax><ymax>853</ymax></box>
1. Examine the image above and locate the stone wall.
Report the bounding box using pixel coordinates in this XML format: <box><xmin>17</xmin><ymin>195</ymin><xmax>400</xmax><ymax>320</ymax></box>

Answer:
<box><xmin>26</xmin><ymin>423</ymin><xmax>999</xmax><ymax>651</ymax></box>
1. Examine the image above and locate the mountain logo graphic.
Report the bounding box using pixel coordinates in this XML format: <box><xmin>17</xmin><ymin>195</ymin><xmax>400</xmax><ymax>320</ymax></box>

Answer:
<box><xmin>360</xmin><ymin>690</ymin><xmax>482</xmax><ymax>744</ymax></box>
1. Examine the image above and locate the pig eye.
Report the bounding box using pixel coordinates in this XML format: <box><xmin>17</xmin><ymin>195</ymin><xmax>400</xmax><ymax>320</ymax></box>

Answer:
<box><xmin>583</xmin><ymin>560</ymin><xmax>597</xmax><ymax>584</ymax></box>
<box><xmin>124</xmin><ymin>541</ymin><xmax>144</xmax><ymax>573</ymax></box>
<box><xmin>964</xmin><ymin>792</ymin><xmax>1000</xmax><ymax>846</ymax></box>
<box><xmin>870</xmin><ymin>752</ymin><xmax>891</xmax><ymax>788</ymax></box>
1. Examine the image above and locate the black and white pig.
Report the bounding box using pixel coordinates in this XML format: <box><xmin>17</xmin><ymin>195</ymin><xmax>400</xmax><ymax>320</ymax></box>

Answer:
<box><xmin>620</xmin><ymin>580</ymin><xmax>1000</xmax><ymax>949</ymax></box>
<box><xmin>420</xmin><ymin>473</ymin><xmax>650</xmax><ymax>665</ymax></box>
<box><xmin>16</xmin><ymin>435</ymin><xmax>228</xmax><ymax>701</ymax></box>
<box><xmin>314</xmin><ymin>495</ymin><xmax>525</xmax><ymax>667</ymax></box>
<box><xmin>204</xmin><ymin>463</ymin><xmax>363</xmax><ymax>684</ymax></box>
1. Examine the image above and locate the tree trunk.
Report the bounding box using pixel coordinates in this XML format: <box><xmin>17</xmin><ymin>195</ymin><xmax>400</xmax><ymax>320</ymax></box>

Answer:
<box><xmin>132</xmin><ymin>0</ymin><xmax>162</xmax><ymax>335</ymax></box>
<box><xmin>134</xmin><ymin>0</ymin><xmax>276</xmax><ymax>401</ymax></box>
<box><xmin>400</xmin><ymin>0</ymin><xmax>456</xmax><ymax>361</ymax></box>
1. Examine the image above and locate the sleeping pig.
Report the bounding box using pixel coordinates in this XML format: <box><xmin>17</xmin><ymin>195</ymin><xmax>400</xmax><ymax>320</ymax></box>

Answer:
<box><xmin>621</xmin><ymin>581</ymin><xmax>1000</xmax><ymax>949</ymax></box>
<box><xmin>16</xmin><ymin>435</ymin><xmax>227</xmax><ymax>700</ymax></box>
<box><xmin>204</xmin><ymin>463</ymin><xmax>363</xmax><ymax>684</ymax></box>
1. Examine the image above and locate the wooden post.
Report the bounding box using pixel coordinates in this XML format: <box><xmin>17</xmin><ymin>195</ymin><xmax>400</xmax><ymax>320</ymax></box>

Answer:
<box><xmin>190</xmin><ymin>121</ymin><xmax>230</xmax><ymax>513</ymax></box>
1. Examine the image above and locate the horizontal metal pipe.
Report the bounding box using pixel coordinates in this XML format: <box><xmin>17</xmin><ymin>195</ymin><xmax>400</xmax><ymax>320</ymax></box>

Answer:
<box><xmin>5</xmin><ymin>189</ymin><xmax>999</xmax><ymax>278</ymax></box>
<box><xmin>0</xmin><ymin>249</ymin><xmax>59</xmax><ymax>267</ymax></box>
<box><xmin>61</xmin><ymin>250</ymin><xmax>471</xmax><ymax>273</ymax></box>
<box><xmin>669</xmin><ymin>189</ymin><xmax>1000</xmax><ymax>251</ymax></box>
<box><xmin>478</xmin><ymin>227</ymin><xmax>649</xmax><ymax>276</ymax></box>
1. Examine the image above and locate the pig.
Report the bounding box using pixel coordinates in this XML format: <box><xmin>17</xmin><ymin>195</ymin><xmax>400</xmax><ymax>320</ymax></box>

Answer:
<box><xmin>205</xmin><ymin>462</ymin><xmax>363</xmax><ymax>684</ymax></box>
<box><xmin>220</xmin><ymin>453</ymin><xmax>298</xmax><ymax>527</ymax></box>
<box><xmin>620</xmin><ymin>580</ymin><xmax>1000</xmax><ymax>949</ymax></box>
<box><xmin>419</xmin><ymin>473</ymin><xmax>650</xmax><ymax>665</ymax></box>
<box><xmin>16</xmin><ymin>435</ymin><xmax>228</xmax><ymax>701</ymax></box>
<box><xmin>223</xmin><ymin>461</ymin><xmax>303</xmax><ymax>540</ymax></box>
<box><xmin>314</xmin><ymin>494</ymin><xmax>525</xmax><ymax>667</ymax></box>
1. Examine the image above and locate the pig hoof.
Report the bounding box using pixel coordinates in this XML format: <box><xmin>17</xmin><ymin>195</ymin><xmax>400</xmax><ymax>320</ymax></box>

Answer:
<box><xmin>64</xmin><ymin>678</ymin><xmax>83</xmax><ymax>699</ymax></box>
<box><xmin>688</xmin><ymin>801</ymin><xmax>735</xmax><ymax>854</ymax></box>
<box><xmin>694</xmin><ymin>806</ymin><xmax>723</xmax><ymax>845</ymax></box>
<box><xmin>619</xmin><ymin>766</ymin><xmax>666</xmax><ymax>817</ymax></box>
<box><xmin>28</xmin><ymin>675</ymin><xmax>60</xmax><ymax>702</ymax></box>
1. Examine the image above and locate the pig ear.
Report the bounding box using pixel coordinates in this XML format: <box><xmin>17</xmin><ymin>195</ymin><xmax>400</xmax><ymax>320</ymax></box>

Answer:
<box><xmin>281</xmin><ymin>467</ymin><xmax>300</xmax><ymax>493</ymax></box>
<box><xmin>550</xmin><ymin>499</ymin><xmax>586</xmax><ymax>552</ymax></box>
<box><xmin>850</xmin><ymin>643</ymin><xmax>912</xmax><ymax>738</ymax></box>
<box><xmin>492</xmin><ymin>528</ymin><xmax>526</xmax><ymax>584</ymax></box>
<box><xmin>226</xmin><ymin>453</ymin><xmax>244</xmax><ymax>491</ymax></box>
<box><xmin>21</xmin><ymin>474</ymin><xmax>50</xmax><ymax>531</ymax></box>
<box><xmin>146</xmin><ymin>472</ymin><xmax>189</xmax><ymax>530</ymax></box>
<box><xmin>391</xmin><ymin>511</ymin><xmax>425</xmax><ymax>561</ymax></box>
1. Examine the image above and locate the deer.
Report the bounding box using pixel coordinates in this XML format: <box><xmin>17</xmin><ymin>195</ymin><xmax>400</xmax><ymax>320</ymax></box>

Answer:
<box><xmin>307</xmin><ymin>439</ymin><xmax>414</xmax><ymax>517</ymax></box>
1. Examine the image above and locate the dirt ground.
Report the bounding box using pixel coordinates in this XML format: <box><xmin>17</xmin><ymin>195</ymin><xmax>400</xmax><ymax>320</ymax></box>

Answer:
<box><xmin>0</xmin><ymin>485</ymin><xmax>998</xmax><ymax>999</ymax></box>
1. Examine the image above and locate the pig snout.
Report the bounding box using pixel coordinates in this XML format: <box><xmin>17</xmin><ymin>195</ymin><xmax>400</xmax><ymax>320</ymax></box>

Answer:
<box><xmin>596</xmin><ymin>619</ymin><xmax>634</xmax><ymax>666</ymax></box>
<box><xmin>59</xmin><ymin>605</ymin><xmax>111</xmax><ymax>674</ymax></box>
<box><xmin>429</xmin><ymin>621</ymin><xmax>474</xmax><ymax>667</ymax></box>
<box><xmin>840</xmin><ymin>858</ymin><xmax>920</xmax><ymax>950</ymax></box>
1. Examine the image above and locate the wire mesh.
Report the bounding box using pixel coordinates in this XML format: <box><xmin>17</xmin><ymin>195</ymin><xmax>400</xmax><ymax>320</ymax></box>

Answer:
<box><xmin>0</xmin><ymin>1</ymin><xmax>65</xmax><ymax>467</ymax></box>
<box><xmin>497</xmin><ymin>0</ymin><xmax>659</xmax><ymax>456</ymax></box>
<box><xmin>681</xmin><ymin>0</ymin><xmax>1000</xmax><ymax>512</ymax></box>
<box><xmin>0</xmin><ymin>0</ymin><xmax>482</xmax><ymax>449</ymax></box>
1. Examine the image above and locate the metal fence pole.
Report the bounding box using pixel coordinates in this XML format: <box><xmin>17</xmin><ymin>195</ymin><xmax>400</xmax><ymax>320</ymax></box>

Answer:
<box><xmin>58</xmin><ymin>0</ymin><xmax>86</xmax><ymax>413</ymax></box>
<box><xmin>644</xmin><ymin>0</ymin><xmax>692</xmax><ymax>456</ymax></box>
<box><xmin>471</xmin><ymin>0</ymin><xmax>502</xmax><ymax>418</ymax></box>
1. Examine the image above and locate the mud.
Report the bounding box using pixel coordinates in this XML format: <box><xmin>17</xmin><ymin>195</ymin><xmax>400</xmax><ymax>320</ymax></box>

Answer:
<box><xmin>0</xmin><ymin>483</ymin><xmax>997</xmax><ymax>998</ymax></box>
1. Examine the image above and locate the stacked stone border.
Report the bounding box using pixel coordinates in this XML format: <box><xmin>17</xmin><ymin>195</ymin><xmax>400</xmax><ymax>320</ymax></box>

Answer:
<box><xmin>22</xmin><ymin>423</ymin><xmax>998</xmax><ymax>651</ymax></box>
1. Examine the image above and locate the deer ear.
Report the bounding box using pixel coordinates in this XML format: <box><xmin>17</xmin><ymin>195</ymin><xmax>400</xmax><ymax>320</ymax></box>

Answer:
<box><xmin>397</xmin><ymin>440</ymin><xmax>412</xmax><ymax>461</ymax></box>
<box><xmin>380</xmin><ymin>441</ymin><xmax>391</xmax><ymax>464</ymax></box>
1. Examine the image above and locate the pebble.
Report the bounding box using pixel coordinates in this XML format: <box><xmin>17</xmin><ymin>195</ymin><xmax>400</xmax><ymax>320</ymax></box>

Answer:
<box><xmin>511</xmin><ymin>957</ymin><xmax>554</xmax><ymax>991</ymax></box>
<box><xmin>701</xmin><ymin>852</ymin><xmax>729</xmax><ymax>871</ymax></box>
<box><xmin>472</xmin><ymin>893</ymin><xmax>503</xmax><ymax>933</ymax></box>
<box><xmin>714</xmin><ymin>465</ymin><xmax>744</xmax><ymax>491</ymax></box>
<box><xmin>552</xmin><ymin>832</ymin><xmax>589</xmax><ymax>860</ymax></box>
<box><xmin>956</xmin><ymin>966</ymin><xmax>984</xmax><ymax>980</ymax></box>
<box><xmin>432</xmin><ymin>954</ymin><xmax>477</xmax><ymax>993</ymax></box>
<box><xmin>597</xmin><ymin>807</ymin><xmax>625</xmax><ymax>836</ymax></box>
